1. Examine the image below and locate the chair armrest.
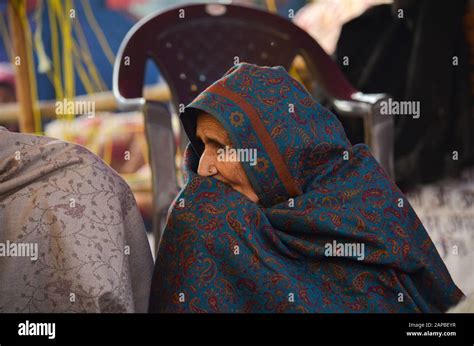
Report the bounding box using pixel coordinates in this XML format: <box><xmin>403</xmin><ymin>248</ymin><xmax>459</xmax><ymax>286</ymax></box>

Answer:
<box><xmin>332</xmin><ymin>92</ymin><xmax>394</xmax><ymax>179</ymax></box>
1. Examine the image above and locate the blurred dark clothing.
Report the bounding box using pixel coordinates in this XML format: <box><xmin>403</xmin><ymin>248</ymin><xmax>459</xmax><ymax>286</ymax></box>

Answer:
<box><xmin>335</xmin><ymin>0</ymin><xmax>473</xmax><ymax>188</ymax></box>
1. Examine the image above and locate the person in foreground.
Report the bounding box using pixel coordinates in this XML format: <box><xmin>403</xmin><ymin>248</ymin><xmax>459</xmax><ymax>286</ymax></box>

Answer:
<box><xmin>149</xmin><ymin>63</ymin><xmax>463</xmax><ymax>313</ymax></box>
<box><xmin>0</xmin><ymin>127</ymin><xmax>153</xmax><ymax>312</ymax></box>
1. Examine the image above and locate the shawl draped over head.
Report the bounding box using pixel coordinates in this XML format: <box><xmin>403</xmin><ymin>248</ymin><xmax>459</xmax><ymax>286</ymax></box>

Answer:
<box><xmin>149</xmin><ymin>63</ymin><xmax>463</xmax><ymax>313</ymax></box>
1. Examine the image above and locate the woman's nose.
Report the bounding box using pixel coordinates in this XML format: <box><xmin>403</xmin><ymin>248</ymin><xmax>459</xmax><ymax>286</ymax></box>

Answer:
<box><xmin>197</xmin><ymin>150</ymin><xmax>217</xmax><ymax>177</ymax></box>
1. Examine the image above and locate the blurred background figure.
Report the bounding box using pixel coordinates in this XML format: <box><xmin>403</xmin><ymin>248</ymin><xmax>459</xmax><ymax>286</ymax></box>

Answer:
<box><xmin>334</xmin><ymin>0</ymin><xmax>473</xmax><ymax>187</ymax></box>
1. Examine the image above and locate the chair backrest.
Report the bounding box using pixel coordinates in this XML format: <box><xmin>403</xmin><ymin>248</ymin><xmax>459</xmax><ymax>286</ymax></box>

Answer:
<box><xmin>113</xmin><ymin>3</ymin><xmax>357</xmax><ymax>111</ymax></box>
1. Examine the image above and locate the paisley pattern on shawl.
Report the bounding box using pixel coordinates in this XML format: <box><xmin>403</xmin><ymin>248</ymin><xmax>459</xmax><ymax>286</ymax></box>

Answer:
<box><xmin>149</xmin><ymin>63</ymin><xmax>463</xmax><ymax>313</ymax></box>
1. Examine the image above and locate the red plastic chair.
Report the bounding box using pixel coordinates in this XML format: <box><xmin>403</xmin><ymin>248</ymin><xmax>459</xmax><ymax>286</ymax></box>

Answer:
<box><xmin>113</xmin><ymin>3</ymin><xmax>394</xmax><ymax>252</ymax></box>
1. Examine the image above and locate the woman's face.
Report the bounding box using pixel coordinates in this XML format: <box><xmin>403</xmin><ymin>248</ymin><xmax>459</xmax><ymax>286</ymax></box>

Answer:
<box><xmin>196</xmin><ymin>112</ymin><xmax>259</xmax><ymax>204</ymax></box>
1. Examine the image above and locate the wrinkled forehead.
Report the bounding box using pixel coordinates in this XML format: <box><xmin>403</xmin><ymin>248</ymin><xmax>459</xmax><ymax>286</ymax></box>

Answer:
<box><xmin>182</xmin><ymin>107</ymin><xmax>231</xmax><ymax>157</ymax></box>
<box><xmin>196</xmin><ymin>111</ymin><xmax>226</xmax><ymax>130</ymax></box>
<box><xmin>196</xmin><ymin>111</ymin><xmax>214</xmax><ymax>126</ymax></box>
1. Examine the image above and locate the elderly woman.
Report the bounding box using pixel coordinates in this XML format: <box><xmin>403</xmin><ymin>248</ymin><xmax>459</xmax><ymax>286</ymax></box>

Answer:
<box><xmin>149</xmin><ymin>63</ymin><xmax>463</xmax><ymax>313</ymax></box>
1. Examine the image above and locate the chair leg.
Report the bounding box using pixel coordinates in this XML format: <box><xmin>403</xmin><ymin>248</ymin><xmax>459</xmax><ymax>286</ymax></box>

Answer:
<box><xmin>143</xmin><ymin>101</ymin><xmax>180</xmax><ymax>256</ymax></box>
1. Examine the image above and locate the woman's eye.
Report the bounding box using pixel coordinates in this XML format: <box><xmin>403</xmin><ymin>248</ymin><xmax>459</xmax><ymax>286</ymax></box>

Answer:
<box><xmin>208</xmin><ymin>140</ymin><xmax>226</xmax><ymax>149</ymax></box>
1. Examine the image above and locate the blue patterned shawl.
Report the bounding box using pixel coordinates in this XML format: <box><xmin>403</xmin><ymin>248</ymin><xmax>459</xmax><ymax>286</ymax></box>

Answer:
<box><xmin>149</xmin><ymin>63</ymin><xmax>463</xmax><ymax>312</ymax></box>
